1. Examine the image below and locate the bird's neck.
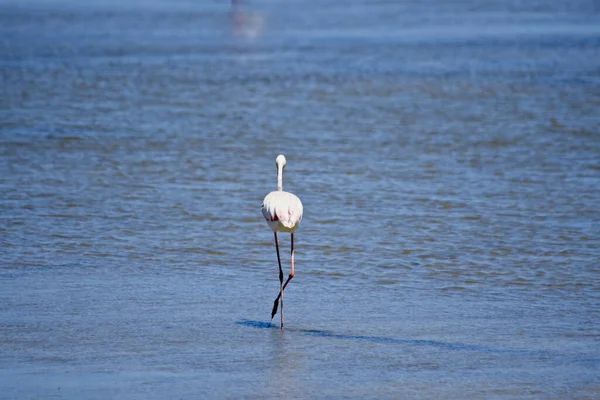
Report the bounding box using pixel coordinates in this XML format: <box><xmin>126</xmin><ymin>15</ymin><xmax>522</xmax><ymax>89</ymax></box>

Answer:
<box><xmin>277</xmin><ymin>166</ymin><xmax>283</xmax><ymax>191</ymax></box>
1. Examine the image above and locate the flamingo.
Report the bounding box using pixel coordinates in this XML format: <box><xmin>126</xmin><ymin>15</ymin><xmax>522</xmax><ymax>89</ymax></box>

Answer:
<box><xmin>261</xmin><ymin>155</ymin><xmax>303</xmax><ymax>329</ymax></box>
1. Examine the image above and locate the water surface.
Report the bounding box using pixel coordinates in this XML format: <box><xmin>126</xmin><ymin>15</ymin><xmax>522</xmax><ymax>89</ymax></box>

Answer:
<box><xmin>1</xmin><ymin>0</ymin><xmax>599</xmax><ymax>398</ymax></box>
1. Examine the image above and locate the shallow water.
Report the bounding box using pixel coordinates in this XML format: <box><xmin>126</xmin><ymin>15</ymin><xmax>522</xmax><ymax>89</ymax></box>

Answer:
<box><xmin>1</xmin><ymin>0</ymin><xmax>599</xmax><ymax>398</ymax></box>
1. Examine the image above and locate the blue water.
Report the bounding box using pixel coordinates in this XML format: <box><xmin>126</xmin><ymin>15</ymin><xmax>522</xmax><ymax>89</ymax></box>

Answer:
<box><xmin>1</xmin><ymin>0</ymin><xmax>599</xmax><ymax>398</ymax></box>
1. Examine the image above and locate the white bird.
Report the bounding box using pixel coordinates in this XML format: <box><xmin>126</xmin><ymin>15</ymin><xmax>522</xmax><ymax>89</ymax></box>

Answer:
<box><xmin>261</xmin><ymin>154</ymin><xmax>303</xmax><ymax>329</ymax></box>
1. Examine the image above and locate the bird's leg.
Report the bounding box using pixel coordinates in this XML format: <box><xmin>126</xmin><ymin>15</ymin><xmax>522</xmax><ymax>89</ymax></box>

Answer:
<box><xmin>271</xmin><ymin>233</ymin><xmax>295</xmax><ymax>326</ymax></box>
<box><xmin>273</xmin><ymin>232</ymin><xmax>284</xmax><ymax>329</ymax></box>
<box><xmin>287</xmin><ymin>232</ymin><xmax>295</xmax><ymax>292</ymax></box>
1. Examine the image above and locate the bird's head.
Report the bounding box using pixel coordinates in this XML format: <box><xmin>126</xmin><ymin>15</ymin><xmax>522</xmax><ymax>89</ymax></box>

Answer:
<box><xmin>276</xmin><ymin>154</ymin><xmax>287</xmax><ymax>170</ymax></box>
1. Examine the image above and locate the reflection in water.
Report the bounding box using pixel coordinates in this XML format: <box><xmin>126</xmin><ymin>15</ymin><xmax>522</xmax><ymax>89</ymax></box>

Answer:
<box><xmin>267</xmin><ymin>322</ymin><xmax>307</xmax><ymax>397</ymax></box>
<box><xmin>231</xmin><ymin>0</ymin><xmax>265</xmax><ymax>40</ymax></box>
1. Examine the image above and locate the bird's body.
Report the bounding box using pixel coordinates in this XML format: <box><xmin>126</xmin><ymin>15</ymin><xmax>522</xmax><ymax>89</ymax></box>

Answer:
<box><xmin>261</xmin><ymin>191</ymin><xmax>303</xmax><ymax>233</ymax></box>
<box><xmin>261</xmin><ymin>155</ymin><xmax>303</xmax><ymax>329</ymax></box>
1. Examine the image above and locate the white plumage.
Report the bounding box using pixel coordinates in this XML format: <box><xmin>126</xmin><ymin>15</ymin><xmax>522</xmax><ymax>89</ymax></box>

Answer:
<box><xmin>261</xmin><ymin>154</ymin><xmax>303</xmax><ymax>231</ymax></box>
<box><xmin>262</xmin><ymin>191</ymin><xmax>303</xmax><ymax>232</ymax></box>
<box><xmin>261</xmin><ymin>154</ymin><xmax>303</xmax><ymax>329</ymax></box>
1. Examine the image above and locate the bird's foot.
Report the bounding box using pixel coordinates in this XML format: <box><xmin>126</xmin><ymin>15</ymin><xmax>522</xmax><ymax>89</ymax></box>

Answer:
<box><xmin>271</xmin><ymin>297</ymin><xmax>279</xmax><ymax>319</ymax></box>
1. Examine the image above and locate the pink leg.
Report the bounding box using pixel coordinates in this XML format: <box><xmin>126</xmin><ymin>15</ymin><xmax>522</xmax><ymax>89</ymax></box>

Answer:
<box><xmin>289</xmin><ymin>233</ymin><xmax>295</xmax><ymax>288</ymax></box>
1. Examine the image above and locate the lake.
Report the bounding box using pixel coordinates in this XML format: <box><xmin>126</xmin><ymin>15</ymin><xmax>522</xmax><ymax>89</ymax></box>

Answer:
<box><xmin>1</xmin><ymin>0</ymin><xmax>599</xmax><ymax>398</ymax></box>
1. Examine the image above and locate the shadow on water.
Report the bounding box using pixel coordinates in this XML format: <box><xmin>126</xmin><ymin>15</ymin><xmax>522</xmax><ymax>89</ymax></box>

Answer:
<box><xmin>236</xmin><ymin>320</ymin><xmax>550</xmax><ymax>356</ymax></box>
